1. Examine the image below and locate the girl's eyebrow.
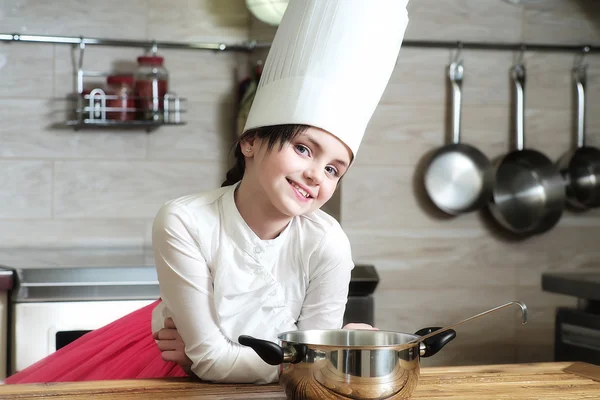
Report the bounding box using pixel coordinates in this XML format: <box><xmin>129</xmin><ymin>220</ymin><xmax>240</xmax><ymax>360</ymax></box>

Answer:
<box><xmin>303</xmin><ymin>135</ymin><xmax>349</xmax><ymax>168</ymax></box>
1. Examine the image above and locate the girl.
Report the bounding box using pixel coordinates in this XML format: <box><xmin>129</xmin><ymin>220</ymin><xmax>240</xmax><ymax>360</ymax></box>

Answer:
<box><xmin>4</xmin><ymin>0</ymin><xmax>409</xmax><ymax>385</ymax></box>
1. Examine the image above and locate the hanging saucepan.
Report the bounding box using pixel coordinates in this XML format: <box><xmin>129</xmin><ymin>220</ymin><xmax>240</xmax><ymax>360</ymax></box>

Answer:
<box><xmin>239</xmin><ymin>301</ymin><xmax>527</xmax><ymax>400</ymax></box>
<box><xmin>423</xmin><ymin>59</ymin><xmax>493</xmax><ymax>215</ymax></box>
<box><xmin>488</xmin><ymin>62</ymin><xmax>565</xmax><ymax>235</ymax></box>
<box><xmin>556</xmin><ymin>62</ymin><xmax>600</xmax><ymax>209</ymax></box>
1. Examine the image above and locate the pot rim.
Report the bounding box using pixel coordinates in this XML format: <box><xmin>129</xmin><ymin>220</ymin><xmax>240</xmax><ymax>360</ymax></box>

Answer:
<box><xmin>276</xmin><ymin>328</ymin><xmax>422</xmax><ymax>351</ymax></box>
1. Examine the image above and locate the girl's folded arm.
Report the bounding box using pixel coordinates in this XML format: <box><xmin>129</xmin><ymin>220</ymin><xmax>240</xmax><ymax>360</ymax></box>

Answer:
<box><xmin>152</xmin><ymin>204</ymin><xmax>279</xmax><ymax>383</ymax></box>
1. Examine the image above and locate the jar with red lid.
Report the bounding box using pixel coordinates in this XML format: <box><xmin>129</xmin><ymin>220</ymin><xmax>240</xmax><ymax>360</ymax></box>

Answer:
<box><xmin>134</xmin><ymin>55</ymin><xmax>169</xmax><ymax>121</ymax></box>
<box><xmin>106</xmin><ymin>75</ymin><xmax>136</xmax><ymax>121</ymax></box>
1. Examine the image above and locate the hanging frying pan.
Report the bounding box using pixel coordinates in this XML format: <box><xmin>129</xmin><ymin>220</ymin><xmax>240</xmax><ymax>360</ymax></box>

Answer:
<box><xmin>556</xmin><ymin>63</ymin><xmax>600</xmax><ymax>210</ymax></box>
<box><xmin>488</xmin><ymin>62</ymin><xmax>565</xmax><ymax>235</ymax></box>
<box><xmin>423</xmin><ymin>60</ymin><xmax>493</xmax><ymax>215</ymax></box>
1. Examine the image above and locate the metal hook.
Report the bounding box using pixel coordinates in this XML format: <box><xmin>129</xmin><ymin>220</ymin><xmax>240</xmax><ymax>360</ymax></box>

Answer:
<box><xmin>151</xmin><ymin>40</ymin><xmax>158</xmax><ymax>55</ymax></box>
<box><xmin>575</xmin><ymin>45</ymin><xmax>590</xmax><ymax>72</ymax></box>
<box><xmin>77</xmin><ymin>36</ymin><xmax>85</xmax><ymax>70</ymax></box>
<box><xmin>516</xmin><ymin>43</ymin><xmax>526</xmax><ymax>66</ymax></box>
<box><xmin>452</xmin><ymin>41</ymin><xmax>463</xmax><ymax>64</ymax></box>
<box><xmin>76</xmin><ymin>36</ymin><xmax>86</xmax><ymax>96</ymax></box>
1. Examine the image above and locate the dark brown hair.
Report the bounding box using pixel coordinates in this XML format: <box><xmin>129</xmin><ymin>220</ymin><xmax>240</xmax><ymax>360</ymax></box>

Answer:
<box><xmin>221</xmin><ymin>124</ymin><xmax>310</xmax><ymax>187</ymax></box>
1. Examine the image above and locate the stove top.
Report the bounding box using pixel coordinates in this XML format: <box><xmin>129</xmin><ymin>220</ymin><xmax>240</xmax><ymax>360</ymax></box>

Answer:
<box><xmin>0</xmin><ymin>246</ymin><xmax>379</xmax><ymax>302</ymax></box>
<box><xmin>542</xmin><ymin>270</ymin><xmax>600</xmax><ymax>302</ymax></box>
<box><xmin>0</xmin><ymin>247</ymin><xmax>158</xmax><ymax>302</ymax></box>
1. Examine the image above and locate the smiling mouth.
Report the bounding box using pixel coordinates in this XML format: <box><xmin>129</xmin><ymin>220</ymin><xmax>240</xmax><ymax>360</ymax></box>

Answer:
<box><xmin>287</xmin><ymin>179</ymin><xmax>312</xmax><ymax>199</ymax></box>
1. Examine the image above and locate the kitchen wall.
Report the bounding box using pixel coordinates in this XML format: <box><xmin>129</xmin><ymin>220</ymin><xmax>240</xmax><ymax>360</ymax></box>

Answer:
<box><xmin>1</xmin><ymin>0</ymin><xmax>599</xmax><ymax>367</ymax></box>
<box><xmin>341</xmin><ymin>0</ymin><xmax>600</xmax><ymax>366</ymax></box>
<box><xmin>0</xmin><ymin>0</ymin><xmax>251</xmax><ymax>249</ymax></box>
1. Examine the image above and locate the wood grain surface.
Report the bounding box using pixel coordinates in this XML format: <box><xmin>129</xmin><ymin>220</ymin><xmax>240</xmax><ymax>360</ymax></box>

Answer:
<box><xmin>1</xmin><ymin>362</ymin><xmax>599</xmax><ymax>399</ymax></box>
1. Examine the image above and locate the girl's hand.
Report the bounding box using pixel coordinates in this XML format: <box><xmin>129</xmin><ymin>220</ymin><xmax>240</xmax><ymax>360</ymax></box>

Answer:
<box><xmin>153</xmin><ymin>317</ymin><xmax>193</xmax><ymax>373</ymax></box>
<box><xmin>343</xmin><ymin>322</ymin><xmax>379</xmax><ymax>330</ymax></box>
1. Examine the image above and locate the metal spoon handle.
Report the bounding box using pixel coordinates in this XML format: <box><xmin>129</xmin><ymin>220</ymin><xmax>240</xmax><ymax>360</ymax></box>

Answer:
<box><xmin>409</xmin><ymin>301</ymin><xmax>528</xmax><ymax>345</ymax></box>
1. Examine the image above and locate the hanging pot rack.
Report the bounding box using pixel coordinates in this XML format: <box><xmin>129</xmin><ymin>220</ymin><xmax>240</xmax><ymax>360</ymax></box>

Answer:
<box><xmin>0</xmin><ymin>33</ymin><xmax>595</xmax><ymax>54</ymax></box>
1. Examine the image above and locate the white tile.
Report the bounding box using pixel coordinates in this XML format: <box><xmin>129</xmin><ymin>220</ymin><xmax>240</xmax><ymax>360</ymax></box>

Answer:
<box><xmin>0</xmin><ymin>99</ymin><xmax>147</xmax><ymax>159</ymax></box>
<box><xmin>522</xmin><ymin>52</ymin><xmax>578</xmax><ymax>111</ymax></box>
<box><xmin>341</xmin><ymin>164</ymin><xmax>483</xmax><ymax>230</ymax></box>
<box><xmin>0</xmin><ymin>43</ymin><xmax>53</xmax><ymax>98</ymax></box>
<box><xmin>523</xmin><ymin>0</ymin><xmax>600</xmax><ymax>44</ymax></box>
<box><xmin>372</xmin><ymin>287</ymin><xmax>519</xmax><ymax>356</ymax></box>
<box><xmin>147</xmin><ymin>0</ymin><xmax>249</xmax><ymax>42</ymax></box>
<box><xmin>0</xmin><ymin>161</ymin><xmax>52</xmax><ymax>218</ymax></box>
<box><xmin>513</xmin><ymin>226</ymin><xmax>600</xmax><ymax>285</ymax></box>
<box><xmin>0</xmin><ymin>0</ymin><xmax>147</xmax><ymax>39</ymax></box>
<box><xmin>0</xmin><ymin>219</ymin><xmax>146</xmax><ymax>248</ymax></box>
<box><xmin>381</xmin><ymin>48</ymin><xmax>448</xmax><ymax>106</ymax></box>
<box><xmin>54</xmin><ymin>160</ymin><xmax>228</xmax><ymax>218</ymax></box>
<box><xmin>359</xmin><ymin>104</ymin><xmax>509</xmax><ymax>168</ymax></box>
<box><xmin>523</xmin><ymin>107</ymin><xmax>573</xmax><ymax>161</ymax></box>
<box><xmin>347</xmin><ymin>230</ymin><xmax>516</xmax><ymax>289</ymax></box>
<box><xmin>420</xmin><ymin>342</ymin><xmax>518</xmax><ymax>367</ymax></box>
<box><xmin>459</xmin><ymin>50</ymin><xmax>514</xmax><ymax>107</ymax></box>
<box><xmin>158</xmin><ymin>48</ymin><xmax>242</xmax><ymax>103</ymax></box>
<box><xmin>360</xmin><ymin>104</ymin><xmax>446</xmax><ymax>167</ymax></box>
<box><xmin>405</xmin><ymin>0</ymin><xmax>523</xmax><ymax>42</ymax></box>
<box><xmin>146</xmin><ymin>100</ymin><xmax>237</xmax><ymax>162</ymax></box>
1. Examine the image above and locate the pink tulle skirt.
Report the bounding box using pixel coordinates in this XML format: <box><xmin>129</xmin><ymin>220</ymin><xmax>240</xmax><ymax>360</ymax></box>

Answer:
<box><xmin>4</xmin><ymin>299</ymin><xmax>188</xmax><ymax>384</ymax></box>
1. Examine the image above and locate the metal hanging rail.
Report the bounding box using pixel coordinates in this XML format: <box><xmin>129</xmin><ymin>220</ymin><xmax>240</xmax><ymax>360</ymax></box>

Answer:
<box><xmin>0</xmin><ymin>33</ymin><xmax>255</xmax><ymax>52</ymax></box>
<box><xmin>0</xmin><ymin>33</ymin><xmax>595</xmax><ymax>54</ymax></box>
<box><xmin>400</xmin><ymin>40</ymin><xmax>594</xmax><ymax>53</ymax></box>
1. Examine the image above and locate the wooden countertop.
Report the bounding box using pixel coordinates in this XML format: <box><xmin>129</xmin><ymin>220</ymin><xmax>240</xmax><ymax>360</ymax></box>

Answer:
<box><xmin>1</xmin><ymin>362</ymin><xmax>599</xmax><ymax>399</ymax></box>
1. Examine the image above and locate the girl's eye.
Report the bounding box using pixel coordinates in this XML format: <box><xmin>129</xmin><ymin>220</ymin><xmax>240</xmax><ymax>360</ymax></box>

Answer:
<box><xmin>295</xmin><ymin>144</ymin><xmax>310</xmax><ymax>156</ymax></box>
<box><xmin>325</xmin><ymin>166</ymin><xmax>339</xmax><ymax>176</ymax></box>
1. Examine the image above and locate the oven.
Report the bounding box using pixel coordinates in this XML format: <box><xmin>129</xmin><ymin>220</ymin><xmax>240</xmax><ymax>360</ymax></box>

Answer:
<box><xmin>2</xmin><ymin>247</ymin><xmax>159</xmax><ymax>376</ymax></box>
<box><xmin>2</xmin><ymin>248</ymin><xmax>380</xmax><ymax>376</ymax></box>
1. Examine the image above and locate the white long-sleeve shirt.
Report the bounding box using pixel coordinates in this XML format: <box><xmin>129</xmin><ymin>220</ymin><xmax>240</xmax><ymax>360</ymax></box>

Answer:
<box><xmin>151</xmin><ymin>182</ymin><xmax>353</xmax><ymax>383</ymax></box>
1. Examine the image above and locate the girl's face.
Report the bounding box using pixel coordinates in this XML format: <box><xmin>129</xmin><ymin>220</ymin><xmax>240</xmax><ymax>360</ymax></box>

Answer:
<box><xmin>243</xmin><ymin>127</ymin><xmax>353</xmax><ymax>218</ymax></box>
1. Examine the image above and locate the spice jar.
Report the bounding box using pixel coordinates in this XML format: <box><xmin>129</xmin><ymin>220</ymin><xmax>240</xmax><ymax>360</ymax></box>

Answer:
<box><xmin>106</xmin><ymin>75</ymin><xmax>136</xmax><ymax>121</ymax></box>
<box><xmin>134</xmin><ymin>56</ymin><xmax>169</xmax><ymax>121</ymax></box>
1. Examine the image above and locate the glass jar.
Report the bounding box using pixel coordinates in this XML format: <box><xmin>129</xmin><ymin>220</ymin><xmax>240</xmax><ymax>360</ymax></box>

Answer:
<box><xmin>134</xmin><ymin>56</ymin><xmax>169</xmax><ymax>121</ymax></box>
<box><xmin>106</xmin><ymin>75</ymin><xmax>136</xmax><ymax>121</ymax></box>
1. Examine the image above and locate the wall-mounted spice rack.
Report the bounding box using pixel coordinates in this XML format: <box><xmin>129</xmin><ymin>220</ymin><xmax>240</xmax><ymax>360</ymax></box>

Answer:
<box><xmin>0</xmin><ymin>34</ymin><xmax>257</xmax><ymax>132</ymax></box>
<box><xmin>66</xmin><ymin>40</ymin><xmax>187</xmax><ymax>132</ymax></box>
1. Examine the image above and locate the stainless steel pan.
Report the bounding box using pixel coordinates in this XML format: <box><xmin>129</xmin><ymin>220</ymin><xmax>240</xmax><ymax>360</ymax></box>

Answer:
<box><xmin>423</xmin><ymin>60</ymin><xmax>493</xmax><ymax>215</ymax></box>
<box><xmin>557</xmin><ymin>64</ymin><xmax>600</xmax><ymax>210</ymax></box>
<box><xmin>488</xmin><ymin>62</ymin><xmax>565</xmax><ymax>235</ymax></box>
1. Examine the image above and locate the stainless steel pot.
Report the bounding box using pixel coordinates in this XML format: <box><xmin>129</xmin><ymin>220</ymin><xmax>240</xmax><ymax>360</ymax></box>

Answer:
<box><xmin>557</xmin><ymin>63</ymin><xmax>600</xmax><ymax>210</ymax></box>
<box><xmin>488</xmin><ymin>62</ymin><xmax>565</xmax><ymax>235</ymax></box>
<box><xmin>239</xmin><ymin>301</ymin><xmax>527</xmax><ymax>399</ymax></box>
<box><xmin>239</xmin><ymin>327</ymin><xmax>456</xmax><ymax>400</ymax></box>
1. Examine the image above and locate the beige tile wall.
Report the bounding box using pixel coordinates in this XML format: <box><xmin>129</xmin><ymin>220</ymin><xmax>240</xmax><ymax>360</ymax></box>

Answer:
<box><xmin>251</xmin><ymin>0</ymin><xmax>600</xmax><ymax>366</ymax></box>
<box><xmin>0</xmin><ymin>0</ymin><xmax>249</xmax><ymax>248</ymax></box>
<box><xmin>1</xmin><ymin>0</ymin><xmax>599</xmax><ymax>367</ymax></box>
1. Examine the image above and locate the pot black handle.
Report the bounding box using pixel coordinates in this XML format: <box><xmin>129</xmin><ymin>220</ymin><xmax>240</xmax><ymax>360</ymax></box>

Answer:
<box><xmin>238</xmin><ymin>335</ymin><xmax>284</xmax><ymax>365</ymax></box>
<box><xmin>414</xmin><ymin>326</ymin><xmax>456</xmax><ymax>358</ymax></box>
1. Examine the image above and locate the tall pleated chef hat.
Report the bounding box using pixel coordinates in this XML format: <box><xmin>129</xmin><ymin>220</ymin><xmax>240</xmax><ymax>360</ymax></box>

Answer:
<box><xmin>243</xmin><ymin>0</ymin><xmax>410</xmax><ymax>157</ymax></box>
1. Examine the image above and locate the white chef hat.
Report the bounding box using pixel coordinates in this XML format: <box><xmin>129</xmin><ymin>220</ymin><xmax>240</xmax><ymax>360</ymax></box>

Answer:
<box><xmin>243</xmin><ymin>0</ymin><xmax>410</xmax><ymax>157</ymax></box>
